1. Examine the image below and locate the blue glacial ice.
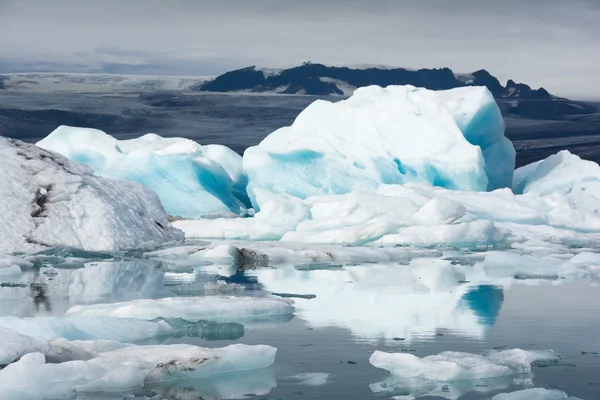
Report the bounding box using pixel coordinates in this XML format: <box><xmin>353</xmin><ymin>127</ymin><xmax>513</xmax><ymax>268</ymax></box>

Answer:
<box><xmin>37</xmin><ymin>126</ymin><xmax>250</xmax><ymax>218</ymax></box>
<box><xmin>22</xmin><ymin>84</ymin><xmax>600</xmax><ymax>251</ymax></box>
<box><xmin>243</xmin><ymin>85</ymin><xmax>513</xmax><ymax>209</ymax></box>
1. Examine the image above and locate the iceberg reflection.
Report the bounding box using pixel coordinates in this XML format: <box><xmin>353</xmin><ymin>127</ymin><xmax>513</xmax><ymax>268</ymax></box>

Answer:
<box><xmin>251</xmin><ymin>258</ymin><xmax>504</xmax><ymax>342</ymax></box>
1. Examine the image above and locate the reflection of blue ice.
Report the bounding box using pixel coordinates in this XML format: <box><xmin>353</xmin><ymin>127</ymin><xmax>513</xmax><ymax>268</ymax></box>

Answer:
<box><xmin>147</xmin><ymin>367</ymin><xmax>276</xmax><ymax>399</ymax></box>
<box><xmin>460</xmin><ymin>285</ymin><xmax>505</xmax><ymax>327</ymax></box>
<box><xmin>252</xmin><ymin>260</ymin><xmax>506</xmax><ymax>342</ymax></box>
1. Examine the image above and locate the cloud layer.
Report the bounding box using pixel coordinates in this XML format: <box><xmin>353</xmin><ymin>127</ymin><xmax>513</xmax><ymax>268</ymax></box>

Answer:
<box><xmin>1</xmin><ymin>0</ymin><xmax>598</xmax><ymax>96</ymax></box>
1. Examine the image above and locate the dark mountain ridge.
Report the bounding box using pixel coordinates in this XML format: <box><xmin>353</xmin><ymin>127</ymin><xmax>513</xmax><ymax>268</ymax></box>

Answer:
<box><xmin>195</xmin><ymin>62</ymin><xmax>597</xmax><ymax>120</ymax></box>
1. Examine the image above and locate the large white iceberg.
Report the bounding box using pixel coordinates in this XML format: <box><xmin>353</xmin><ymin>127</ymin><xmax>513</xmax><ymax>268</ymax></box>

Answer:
<box><xmin>37</xmin><ymin>126</ymin><xmax>249</xmax><ymax>218</ymax></box>
<box><xmin>243</xmin><ymin>85</ymin><xmax>513</xmax><ymax>209</ymax></box>
<box><xmin>0</xmin><ymin>137</ymin><xmax>182</xmax><ymax>254</ymax></box>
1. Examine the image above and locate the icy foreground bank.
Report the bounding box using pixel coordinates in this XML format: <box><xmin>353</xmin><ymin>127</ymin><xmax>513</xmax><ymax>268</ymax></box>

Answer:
<box><xmin>0</xmin><ymin>137</ymin><xmax>182</xmax><ymax>254</ymax></box>
<box><xmin>244</xmin><ymin>85</ymin><xmax>513</xmax><ymax>207</ymax></box>
<box><xmin>37</xmin><ymin>126</ymin><xmax>249</xmax><ymax>218</ymax></box>
<box><xmin>0</xmin><ymin>338</ymin><xmax>276</xmax><ymax>400</ymax></box>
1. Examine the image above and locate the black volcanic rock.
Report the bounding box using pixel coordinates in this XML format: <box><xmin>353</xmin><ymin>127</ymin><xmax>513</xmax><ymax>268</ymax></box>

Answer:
<box><xmin>197</xmin><ymin>66</ymin><xmax>267</xmax><ymax>92</ymax></box>
<box><xmin>470</xmin><ymin>70</ymin><xmax>506</xmax><ymax>96</ymax></box>
<box><xmin>197</xmin><ymin>62</ymin><xmax>555</xmax><ymax>101</ymax></box>
<box><xmin>195</xmin><ymin>63</ymin><xmax>595</xmax><ymax>120</ymax></box>
<box><xmin>0</xmin><ymin>76</ymin><xmax>7</xmax><ymax>90</ymax></box>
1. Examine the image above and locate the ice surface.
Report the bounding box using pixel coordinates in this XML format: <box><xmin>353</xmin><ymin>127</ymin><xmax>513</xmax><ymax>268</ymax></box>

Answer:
<box><xmin>437</xmin><ymin>86</ymin><xmax>515</xmax><ymax>190</ymax></box>
<box><xmin>0</xmin><ymin>327</ymin><xmax>50</xmax><ymax>365</ymax></box>
<box><xmin>0</xmin><ymin>137</ymin><xmax>182</xmax><ymax>253</ymax></box>
<box><xmin>0</xmin><ymin>342</ymin><xmax>276</xmax><ymax>400</ymax></box>
<box><xmin>243</xmin><ymin>85</ymin><xmax>506</xmax><ymax>209</ymax></box>
<box><xmin>492</xmin><ymin>388</ymin><xmax>582</xmax><ymax>400</ymax></box>
<box><xmin>37</xmin><ymin>126</ymin><xmax>249</xmax><ymax>218</ymax></box>
<box><xmin>65</xmin><ymin>296</ymin><xmax>294</xmax><ymax>321</ymax></box>
<box><xmin>177</xmin><ymin>178</ymin><xmax>600</xmax><ymax>248</ymax></box>
<box><xmin>0</xmin><ymin>316</ymin><xmax>174</xmax><ymax>342</ymax></box>
<box><xmin>370</xmin><ymin>348</ymin><xmax>561</xmax><ymax>381</ymax></box>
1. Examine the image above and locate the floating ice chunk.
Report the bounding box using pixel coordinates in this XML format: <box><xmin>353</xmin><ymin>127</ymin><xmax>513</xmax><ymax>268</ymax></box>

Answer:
<box><xmin>492</xmin><ymin>388</ymin><xmax>582</xmax><ymax>400</ymax></box>
<box><xmin>65</xmin><ymin>296</ymin><xmax>294</xmax><ymax>321</ymax></box>
<box><xmin>243</xmin><ymin>85</ymin><xmax>494</xmax><ymax>209</ymax></box>
<box><xmin>45</xmin><ymin>339</ymin><xmax>130</xmax><ymax>363</ymax></box>
<box><xmin>37</xmin><ymin>126</ymin><xmax>248</xmax><ymax>218</ymax></box>
<box><xmin>288</xmin><ymin>373</ymin><xmax>330</xmax><ymax>387</ymax></box>
<box><xmin>369</xmin><ymin>348</ymin><xmax>561</xmax><ymax>381</ymax></box>
<box><xmin>0</xmin><ymin>137</ymin><xmax>182</xmax><ymax>253</ymax></box>
<box><xmin>0</xmin><ymin>327</ymin><xmax>50</xmax><ymax>365</ymax></box>
<box><xmin>0</xmin><ymin>316</ymin><xmax>174</xmax><ymax>342</ymax></box>
<box><xmin>0</xmin><ymin>343</ymin><xmax>276</xmax><ymax>400</ymax></box>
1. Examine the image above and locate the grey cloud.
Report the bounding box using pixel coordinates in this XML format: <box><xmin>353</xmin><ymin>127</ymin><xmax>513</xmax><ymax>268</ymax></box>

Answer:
<box><xmin>0</xmin><ymin>0</ymin><xmax>598</xmax><ymax>96</ymax></box>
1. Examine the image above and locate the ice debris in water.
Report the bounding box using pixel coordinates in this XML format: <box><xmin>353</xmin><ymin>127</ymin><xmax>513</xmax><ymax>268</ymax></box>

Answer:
<box><xmin>288</xmin><ymin>373</ymin><xmax>331</xmax><ymax>387</ymax></box>
<box><xmin>369</xmin><ymin>348</ymin><xmax>561</xmax><ymax>381</ymax></box>
<box><xmin>65</xmin><ymin>296</ymin><xmax>295</xmax><ymax>321</ymax></box>
<box><xmin>0</xmin><ymin>316</ymin><xmax>174</xmax><ymax>342</ymax></box>
<box><xmin>37</xmin><ymin>126</ymin><xmax>250</xmax><ymax>218</ymax></box>
<box><xmin>0</xmin><ymin>136</ymin><xmax>182</xmax><ymax>254</ymax></box>
<box><xmin>0</xmin><ymin>340</ymin><xmax>276</xmax><ymax>400</ymax></box>
<box><xmin>492</xmin><ymin>388</ymin><xmax>583</xmax><ymax>400</ymax></box>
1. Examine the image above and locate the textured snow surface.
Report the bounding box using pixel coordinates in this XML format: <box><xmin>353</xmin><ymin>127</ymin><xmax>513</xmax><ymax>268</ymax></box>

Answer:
<box><xmin>37</xmin><ymin>126</ymin><xmax>249</xmax><ymax>218</ymax></box>
<box><xmin>243</xmin><ymin>85</ymin><xmax>508</xmax><ymax>209</ymax></box>
<box><xmin>0</xmin><ymin>137</ymin><xmax>182</xmax><ymax>253</ymax></box>
<box><xmin>0</xmin><ymin>341</ymin><xmax>276</xmax><ymax>400</ymax></box>
<box><xmin>65</xmin><ymin>296</ymin><xmax>295</xmax><ymax>321</ymax></box>
<box><xmin>369</xmin><ymin>348</ymin><xmax>560</xmax><ymax>381</ymax></box>
<box><xmin>492</xmin><ymin>388</ymin><xmax>582</xmax><ymax>400</ymax></box>
<box><xmin>176</xmin><ymin>153</ymin><xmax>600</xmax><ymax>247</ymax></box>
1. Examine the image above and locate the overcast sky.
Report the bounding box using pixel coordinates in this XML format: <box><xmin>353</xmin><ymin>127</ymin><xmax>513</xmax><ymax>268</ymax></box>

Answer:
<box><xmin>0</xmin><ymin>0</ymin><xmax>598</xmax><ymax>97</ymax></box>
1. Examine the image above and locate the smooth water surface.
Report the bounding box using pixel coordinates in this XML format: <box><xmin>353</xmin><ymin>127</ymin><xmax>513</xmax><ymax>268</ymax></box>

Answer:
<box><xmin>1</xmin><ymin>247</ymin><xmax>598</xmax><ymax>399</ymax></box>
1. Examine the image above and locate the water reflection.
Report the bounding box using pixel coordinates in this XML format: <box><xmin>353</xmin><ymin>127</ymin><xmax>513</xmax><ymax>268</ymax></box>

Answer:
<box><xmin>250</xmin><ymin>259</ymin><xmax>505</xmax><ymax>342</ymax></box>
<box><xmin>146</xmin><ymin>368</ymin><xmax>276</xmax><ymax>400</ymax></box>
<box><xmin>370</xmin><ymin>374</ymin><xmax>530</xmax><ymax>399</ymax></box>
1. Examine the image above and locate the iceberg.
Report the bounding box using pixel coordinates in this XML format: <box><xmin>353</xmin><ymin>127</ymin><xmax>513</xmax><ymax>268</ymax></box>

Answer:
<box><xmin>0</xmin><ymin>137</ymin><xmax>182</xmax><ymax>254</ymax></box>
<box><xmin>243</xmin><ymin>85</ymin><xmax>513</xmax><ymax>209</ymax></box>
<box><xmin>37</xmin><ymin>126</ymin><xmax>249</xmax><ymax>218</ymax></box>
<box><xmin>65</xmin><ymin>296</ymin><xmax>294</xmax><ymax>321</ymax></box>
<box><xmin>0</xmin><ymin>342</ymin><xmax>276</xmax><ymax>400</ymax></box>
<box><xmin>369</xmin><ymin>348</ymin><xmax>561</xmax><ymax>381</ymax></box>
<box><xmin>0</xmin><ymin>327</ymin><xmax>50</xmax><ymax>365</ymax></box>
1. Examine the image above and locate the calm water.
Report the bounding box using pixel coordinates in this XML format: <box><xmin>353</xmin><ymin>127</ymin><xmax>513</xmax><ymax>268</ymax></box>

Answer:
<box><xmin>2</xmin><ymin>249</ymin><xmax>599</xmax><ymax>399</ymax></box>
